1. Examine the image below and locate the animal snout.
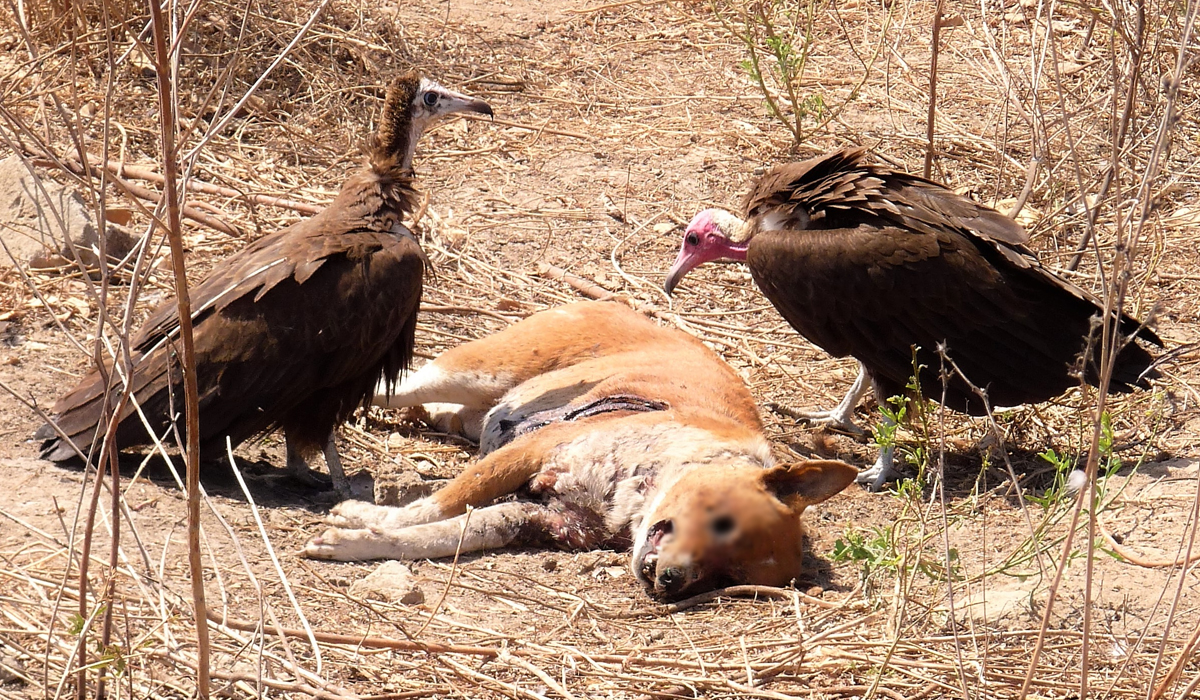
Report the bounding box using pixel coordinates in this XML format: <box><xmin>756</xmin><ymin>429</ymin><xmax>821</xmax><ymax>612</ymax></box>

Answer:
<box><xmin>655</xmin><ymin>565</ymin><xmax>689</xmax><ymax>597</ymax></box>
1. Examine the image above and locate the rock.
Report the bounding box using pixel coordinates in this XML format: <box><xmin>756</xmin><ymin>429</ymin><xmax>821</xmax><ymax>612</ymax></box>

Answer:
<box><xmin>0</xmin><ymin>654</ymin><xmax>27</xmax><ymax>684</ymax></box>
<box><xmin>0</xmin><ymin>156</ymin><xmax>136</xmax><ymax>273</ymax></box>
<box><xmin>374</xmin><ymin>462</ymin><xmax>437</xmax><ymax>506</ymax></box>
<box><xmin>349</xmin><ymin>561</ymin><xmax>425</xmax><ymax>605</ymax></box>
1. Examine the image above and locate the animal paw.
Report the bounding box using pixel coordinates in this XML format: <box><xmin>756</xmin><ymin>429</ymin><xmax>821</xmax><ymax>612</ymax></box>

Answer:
<box><xmin>303</xmin><ymin>527</ymin><xmax>384</xmax><ymax>561</ymax></box>
<box><xmin>324</xmin><ymin>500</ymin><xmax>386</xmax><ymax>529</ymax></box>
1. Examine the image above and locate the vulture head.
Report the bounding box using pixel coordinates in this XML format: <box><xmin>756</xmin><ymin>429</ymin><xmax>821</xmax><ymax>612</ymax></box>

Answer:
<box><xmin>663</xmin><ymin>208</ymin><xmax>751</xmax><ymax>295</ymax></box>
<box><xmin>371</xmin><ymin>71</ymin><xmax>494</xmax><ymax>172</ymax></box>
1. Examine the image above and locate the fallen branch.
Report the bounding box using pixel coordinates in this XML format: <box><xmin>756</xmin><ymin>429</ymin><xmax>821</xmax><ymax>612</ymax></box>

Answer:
<box><xmin>26</xmin><ymin>154</ymin><xmax>243</xmax><ymax>237</ymax></box>
<box><xmin>66</xmin><ymin>157</ymin><xmax>322</xmax><ymax>215</ymax></box>
<box><xmin>536</xmin><ymin>262</ymin><xmax>663</xmax><ymax>319</ymax></box>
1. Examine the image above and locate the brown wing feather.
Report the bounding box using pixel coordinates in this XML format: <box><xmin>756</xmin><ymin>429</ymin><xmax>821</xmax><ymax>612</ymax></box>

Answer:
<box><xmin>37</xmin><ymin>169</ymin><xmax>423</xmax><ymax>460</ymax></box>
<box><xmin>743</xmin><ymin>147</ymin><xmax>1030</xmax><ymax>247</ymax></box>
<box><xmin>748</xmin><ymin>225</ymin><xmax>1159</xmax><ymax>414</ymax></box>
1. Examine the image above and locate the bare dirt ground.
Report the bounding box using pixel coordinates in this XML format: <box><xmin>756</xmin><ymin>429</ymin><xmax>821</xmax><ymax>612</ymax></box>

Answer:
<box><xmin>2</xmin><ymin>0</ymin><xmax>1200</xmax><ymax>698</ymax></box>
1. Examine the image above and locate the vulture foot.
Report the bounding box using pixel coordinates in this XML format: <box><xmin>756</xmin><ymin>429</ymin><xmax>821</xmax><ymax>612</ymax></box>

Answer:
<box><xmin>768</xmin><ymin>402</ymin><xmax>867</xmax><ymax>436</ymax></box>
<box><xmin>855</xmin><ymin>446</ymin><xmax>903</xmax><ymax>492</ymax></box>
<box><xmin>286</xmin><ymin>434</ymin><xmax>353</xmax><ymax>498</ymax></box>
<box><xmin>767</xmin><ymin>363</ymin><xmax>872</xmax><ymax>436</ymax></box>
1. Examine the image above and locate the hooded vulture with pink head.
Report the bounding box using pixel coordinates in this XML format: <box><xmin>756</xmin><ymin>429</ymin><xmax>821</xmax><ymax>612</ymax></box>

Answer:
<box><xmin>665</xmin><ymin>147</ymin><xmax>1161</xmax><ymax>489</ymax></box>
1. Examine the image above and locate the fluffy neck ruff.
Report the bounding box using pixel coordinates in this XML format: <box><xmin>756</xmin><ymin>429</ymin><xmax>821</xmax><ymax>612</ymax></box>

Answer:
<box><xmin>370</xmin><ymin>71</ymin><xmax>421</xmax><ymax>174</ymax></box>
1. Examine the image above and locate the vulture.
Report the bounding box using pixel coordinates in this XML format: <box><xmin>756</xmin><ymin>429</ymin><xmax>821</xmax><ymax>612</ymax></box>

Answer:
<box><xmin>664</xmin><ymin>147</ymin><xmax>1161</xmax><ymax>490</ymax></box>
<box><xmin>35</xmin><ymin>71</ymin><xmax>492</xmax><ymax>495</ymax></box>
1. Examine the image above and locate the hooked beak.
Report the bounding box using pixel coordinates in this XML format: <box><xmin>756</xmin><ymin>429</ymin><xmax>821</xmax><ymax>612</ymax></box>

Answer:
<box><xmin>663</xmin><ymin>247</ymin><xmax>695</xmax><ymax>296</ymax></box>
<box><xmin>441</xmin><ymin>88</ymin><xmax>494</xmax><ymax>119</ymax></box>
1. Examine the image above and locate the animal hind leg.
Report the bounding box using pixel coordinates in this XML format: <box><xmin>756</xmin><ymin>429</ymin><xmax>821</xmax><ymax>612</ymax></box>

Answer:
<box><xmin>321</xmin><ymin>424</ymin><xmax>570</xmax><ymax>531</ymax></box>
<box><xmin>305</xmin><ymin>501</ymin><xmax>546</xmax><ymax>561</ymax></box>
<box><xmin>374</xmin><ymin>302</ymin><xmax>641</xmax><ymax>411</ymax></box>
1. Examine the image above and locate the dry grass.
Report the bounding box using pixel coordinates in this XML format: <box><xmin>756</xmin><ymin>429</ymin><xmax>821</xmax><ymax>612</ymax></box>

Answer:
<box><xmin>1</xmin><ymin>0</ymin><xmax>1199</xmax><ymax>698</ymax></box>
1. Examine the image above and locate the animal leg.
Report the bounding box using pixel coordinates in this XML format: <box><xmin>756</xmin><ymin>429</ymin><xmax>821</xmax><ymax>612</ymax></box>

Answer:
<box><xmin>320</xmin><ymin>429</ymin><xmax>553</xmax><ymax>532</ymax></box>
<box><xmin>855</xmin><ymin>445</ymin><xmax>902</xmax><ymax>491</ymax></box>
<box><xmin>373</xmin><ymin>356</ymin><xmax>516</xmax><ymax>410</ymax></box>
<box><xmin>768</xmin><ymin>362</ymin><xmax>870</xmax><ymax>435</ymax></box>
<box><xmin>855</xmin><ymin>405</ymin><xmax>904</xmax><ymax>491</ymax></box>
<box><xmin>304</xmin><ymin>501</ymin><xmax>551</xmax><ymax>561</ymax></box>
<box><xmin>285</xmin><ymin>434</ymin><xmax>332</xmax><ymax>489</ymax></box>
<box><xmin>323</xmin><ymin>435</ymin><xmax>351</xmax><ymax>498</ymax></box>
<box><xmin>413</xmin><ymin>402</ymin><xmax>487</xmax><ymax>442</ymax></box>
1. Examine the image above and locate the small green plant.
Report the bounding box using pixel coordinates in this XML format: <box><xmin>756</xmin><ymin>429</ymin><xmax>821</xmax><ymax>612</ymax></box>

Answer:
<box><xmin>713</xmin><ymin>0</ymin><xmax>885</xmax><ymax>149</ymax></box>
<box><xmin>1028</xmin><ymin>447</ymin><xmax>1078</xmax><ymax>509</ymax></box>
<box><xmin>832</xmin><ymin>526</ymin><xmax>901</xmax><ymax>583</ymax></box>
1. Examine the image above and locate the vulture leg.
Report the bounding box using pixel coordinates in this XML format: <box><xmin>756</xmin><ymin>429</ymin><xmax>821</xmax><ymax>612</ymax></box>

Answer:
<box><xmin>285</xmin><ymin>434</ymin><xmax>333</xmax><ymax>489</ymax></box>
<box><xmin>767</xmin><ymin>363</ymin><xmax>870</xmax><ymax>436</ymax></box>
<box><xmin>856</xmin><ymin>445</ymin><xmax>900</xmax><ymax>492</ymax></box>
<box><xmin>322</xmin><ymin>435</ymin><xmax>351</xmax><ymax>498</ymax></box>
<box><xmin>855</xmin><ymin>396</ymin><xmax>904</xmax><ymax>491</ymax></box>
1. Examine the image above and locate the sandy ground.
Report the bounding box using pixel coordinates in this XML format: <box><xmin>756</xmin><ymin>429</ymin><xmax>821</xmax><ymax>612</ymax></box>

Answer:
<box><xmin>2</xmin><ymin>0</ymin><xmax>1199</xmax><ymax>697</ymax></box>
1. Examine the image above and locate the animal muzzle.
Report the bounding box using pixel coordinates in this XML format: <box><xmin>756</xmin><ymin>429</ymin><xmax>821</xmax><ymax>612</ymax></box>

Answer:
<box><xmin>634</xmin><ymin>519</ymin><xmax>699</xmax><ymax>599</ymax></box>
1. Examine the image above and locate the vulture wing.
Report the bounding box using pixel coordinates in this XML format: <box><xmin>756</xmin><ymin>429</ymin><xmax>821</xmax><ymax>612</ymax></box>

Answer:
<box><xmin>743</xmin><ymin>149</ymin><xmax>1160</xmax><ymax>415</ymax></box>
<box><xmin>39</xmin><ymin>171</ymin><xmax>424</xmax><ymax>460</ymax></box>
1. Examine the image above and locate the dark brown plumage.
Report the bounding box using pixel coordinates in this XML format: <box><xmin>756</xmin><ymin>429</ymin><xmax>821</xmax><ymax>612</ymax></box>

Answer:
<box><xmin>742</xmin><ymin>147</ymin><xmax>1161</xmax><ymax>411</ymax></box>
<box><xmin>36</xmin><ymin>71</ymin><xmax>493</xmax><ymax>493</ymax></box>
<box><xmin>666</xmin><ymin>147</ymin><xmax>1162</xmax><ymax>488</ymax></box>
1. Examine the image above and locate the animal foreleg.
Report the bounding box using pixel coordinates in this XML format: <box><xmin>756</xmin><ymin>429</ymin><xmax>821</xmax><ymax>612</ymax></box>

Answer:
<box><xmin>768</xmin><ymin>362</ymin><xmax>870</xmax><ymax>435</ymax></box>
<box><xmin>321</xmin><ymin>435</ymin><xmax>547</xmax><ymax>532</ymax></box>
<box><xmin>304</xmin><ymin>501</ymin><xmax>550</xmax><ymax>561</ymax></box>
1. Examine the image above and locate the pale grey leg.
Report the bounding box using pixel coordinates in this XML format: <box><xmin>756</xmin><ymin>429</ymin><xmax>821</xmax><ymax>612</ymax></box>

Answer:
<box><xmin>304</xmin><ymin>501</ymin><xmax>543</xmax><ymax>561</ymax></box>
<box><xmin>285</xmin><ymin>432</ymin><xmax>340</xmax><ymax>491</ymax></box>
<box><xmin>768</xmin><ymin>362</ymin><xmax>871</xmax><ymax>435</ymax></box>
<box><xmin>855</xmin><ymin>408</ymin><xmax>904</xmax><ymax>491</ymax></box>
<box><xmin>856</xmin><ymin>444</ymin><xmax>902</xmax><ymax>492</ymax></box>
<box><xmin>323</xmin><ymin>435</ymin><xmax>351</xmax><ymax>498</ymax></box>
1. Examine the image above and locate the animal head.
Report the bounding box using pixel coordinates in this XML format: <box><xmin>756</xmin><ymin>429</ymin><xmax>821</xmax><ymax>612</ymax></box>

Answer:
<box><xmin>630</xmin><ymin>459</ymin><xmax>857</xmax><ymax>600</ymax></box>
<box><xmin>372</xmin><ymin>71</ymin><xmax>494</xmax><ymax>172</ymax></box>
<box><xmin>663</xmin><ymin>208</ymin><xmax>751</xmax><ymax>295</ymax></box>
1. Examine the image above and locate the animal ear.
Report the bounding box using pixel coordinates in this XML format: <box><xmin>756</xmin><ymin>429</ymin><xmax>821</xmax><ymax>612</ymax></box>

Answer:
<box><xmin>762</xmin><ymin>460</ymin><xmax>858</xmax><ymax>508</ymax></box>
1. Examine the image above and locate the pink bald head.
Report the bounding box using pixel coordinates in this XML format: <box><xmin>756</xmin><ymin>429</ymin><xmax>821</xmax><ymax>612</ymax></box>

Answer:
<box><xmin>663</xmin><ymin>208</ymin><xmax>750</xmax><ymax>295</ymax></box>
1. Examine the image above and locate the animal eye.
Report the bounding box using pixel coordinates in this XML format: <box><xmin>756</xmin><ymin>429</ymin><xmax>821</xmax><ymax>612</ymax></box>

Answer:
<box><xmin>711</xmin><ymin>515</ymin><xmax>735</xmax><ymax>537</ymax></box>
<box><xmin>423</xmin><ymin>92</ymin><xmax>439</xmax><ymax>107</ymax></box>
<box><xmin>686</xmin><ymin>233</ymin><xmax>699</xmax><ymax>246</ymax></box>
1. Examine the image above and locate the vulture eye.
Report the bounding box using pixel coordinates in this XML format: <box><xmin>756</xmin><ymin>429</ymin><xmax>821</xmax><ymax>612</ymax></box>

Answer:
<box><xmin>422</xmin><ymin>92</ymin><xmax>439</xmax><ymax>107</ymax></box>
<box><xmin>711</xmin><ymin>515</ymin><xmax>736</xmax><ymax>537</ymax></box>
<box><xmin>686</xmin><ymin>233</ymin><xmax>700</xmax><ymax>246</ymax></box>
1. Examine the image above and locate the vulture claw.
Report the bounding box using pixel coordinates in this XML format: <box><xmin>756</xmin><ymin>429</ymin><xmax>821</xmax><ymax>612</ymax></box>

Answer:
<box><xmin>768</xmin><ymin>362</ymin><xmax>873</xmax><ymax>437</ymax></box>
<box><xmin>768</xmin><ymin>402</ymin><xmax>868</xmax><ymax>436</ymax></box>
<box><xmin>855</xmin><ymin>446</ymin><xmax>904</xmax><ymax>492</ymax></box>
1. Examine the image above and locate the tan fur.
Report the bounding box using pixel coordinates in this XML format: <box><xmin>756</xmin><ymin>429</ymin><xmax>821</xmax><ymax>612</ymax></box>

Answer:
<box><xmin>305</xmin><ymin>302</ymin><xmax>856</xmax><ymax>599</ymax></box>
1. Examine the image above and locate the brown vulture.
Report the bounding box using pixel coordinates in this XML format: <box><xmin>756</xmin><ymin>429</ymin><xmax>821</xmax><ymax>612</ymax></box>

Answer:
<box><xmin>36</xmin><ymin>71</ymin><xmax>493</xmax><ymax>495</ymax></box>
<box><xmin>663</xmin><ymin>147</ymin><xmax>1161</xmax><ymax>490</ymax></box>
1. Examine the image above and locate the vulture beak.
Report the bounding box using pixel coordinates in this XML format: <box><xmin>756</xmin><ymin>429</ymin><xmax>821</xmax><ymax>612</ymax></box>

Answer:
<box><xmin>441</xmin><ymin>88</ymin><xmax>494</xmax><ymax>119</ymax></box>
<box><xmin>664</xmin><ymin>210</ymin><xmax>752</xmax><ymax>295</ymax></box>
<box><xmin>663</xmin><ymin>248</ymin><xmax>694</xmax><ymax>296</ymax></box>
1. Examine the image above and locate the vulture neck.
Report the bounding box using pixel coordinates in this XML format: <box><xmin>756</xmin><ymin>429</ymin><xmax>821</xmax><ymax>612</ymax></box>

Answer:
<box><xmin>712</xmin><ymin>209</ymin><xmax>753</xmax><ymax>247</ymax></box>
<box><xmin>396</xmin><ymin>121</ymin><xmax>424</xmax><ymax>171</ymax></box>
<box><xmin>719</xmin><ymin>238</ymin><xmax>750</xmax><ymax>261</ymax></box>
<box><xmin>371</xmin><ymin>123</ymin><xmax>421</xmax><ymax>175</ymax></box>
